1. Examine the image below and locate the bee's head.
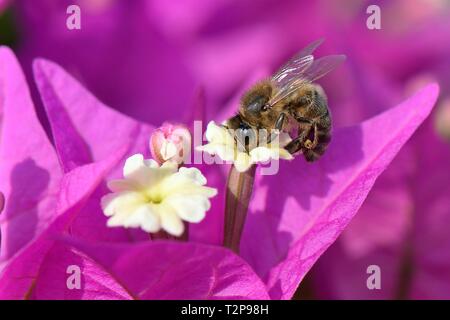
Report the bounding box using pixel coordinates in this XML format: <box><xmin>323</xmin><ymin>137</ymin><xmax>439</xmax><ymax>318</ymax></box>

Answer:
<box><xmin>225</xmin><ymin>114</ymin><xmax>257</xmax><ymax>152</ymax></box>
<box><xmin>240</xmin><ymin>80</ymin><xmax>272</xmax><ymax>122</ymax></box>
<box><xmin>239</xmin><ymin>95</ymin><xmax>271</xmax><ymax>129</ymax></box>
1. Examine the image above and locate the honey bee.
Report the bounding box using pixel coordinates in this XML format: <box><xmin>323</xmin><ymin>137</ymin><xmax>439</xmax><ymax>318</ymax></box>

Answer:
<box><xmin>226</xmin><ymin>39</ymin><xmax>345</xmax><ymax>162</ymax></box>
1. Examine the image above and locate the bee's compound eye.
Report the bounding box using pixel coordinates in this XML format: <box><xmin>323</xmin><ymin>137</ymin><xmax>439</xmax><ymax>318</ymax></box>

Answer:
<box><xmin>247</xmin><ymin>96</ymin><xmax>267</xmax><ymax>113</ymax></box>
<box><xmin>247</xmin><ymin>101</ymin><xmax>262</xmax><ymax>113</ymax></box>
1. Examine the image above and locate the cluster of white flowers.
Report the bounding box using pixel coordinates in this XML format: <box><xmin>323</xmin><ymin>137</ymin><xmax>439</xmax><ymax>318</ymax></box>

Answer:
<box><xmin>197</xmin><ymin>121</ymin><xmax>293</xmax><ymax>172</ymax></box>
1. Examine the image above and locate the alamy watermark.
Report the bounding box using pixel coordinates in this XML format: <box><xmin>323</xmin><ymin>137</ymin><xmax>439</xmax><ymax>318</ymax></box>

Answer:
<box><xmin>66</xmin><ymin>265</ymin><xmax>81</xmax><ymax>290</ymax></box>
<box><xmin>366</xmin><ymin>264</ymin><xmax>381</xmax><ymax>290</ymax></box>
<box><xmin>366</xmin><ymin>5</ymin><xmax>381</xmax><ymax>30</ymax></box>
<box><xmin>66</xmin><ymin>5</ymin><xmax>81</xmax><ymax>30</ymax></box>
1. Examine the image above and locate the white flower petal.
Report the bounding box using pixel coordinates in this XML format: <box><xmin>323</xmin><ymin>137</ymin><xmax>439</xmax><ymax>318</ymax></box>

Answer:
<box><xmin>205</xmin><ymin>121</ymin><xmax>225</xmax><ymax>142</ymax></box>
<box><xmin>197</xmin><ymin>143</ymin><xmax>235</xmax><ymax>163</ymax></box>
<box><xmin>178</xmin><ymin>167</ymin><xmax>207</xmax><ymax>185</ymax></box>
<box><xmin>168</xmin><ymin>186</ymin><xmax>218</xmax><ymax>198</ymax></box>
<box><xmin>199</xmin><ymin>121</ymin><xmax>237</xmax><ymax>161</ymax></box>
<box><xmin>158</xmin><ymin>170</ymin><xmax>216</xmax><ymax>198</ymax></box>
<box><xmin>123</xmin><ymin>154</ymin><xmax>145</xmax><ymax>177</ymax></box>
<box><xmin>215</xmin><ymin>144</ymin><xmax>236</xmax><ymax>162</ymax></box>
<box><xmin>278</xmin><ymin>148</ymin><xmax>294</xmax><ymax>160</ymax></box>
<box><xmin>143</xmin><ymin>159</ymin><xmax>159</xmax><ymax>168</ymax></box>
<box><xmin>101</xmin><ymin>193</ymin><xmax>119</xmax><ymax>216</ymax></box>
<box><xmin>166</xmin><ymin>195</ymin><xmax>210</xmax><ymax>223</ymax></box>
<box><xmin>123</xmin><ymin>204</ymin><xmax>160</xmax><ymax>233</ymax></box>
<box><xmin>123</xmin><ymin>154</ymin><xmax>156</xmax><ymax>187</ymax></box>
<box><xmin>158</xmin><ymin>203</ymin><xmax>185</xmax><ymax>236</ymax></box>
<box><xmin>101</xmin><ymin>192</ymin><xmax>146</xmax><ymax>217</ymax></box>
<box><xmin>249</xmin><ymin>147</ymin><xmax>273</xmax><ymax>163</ymax></box>
<box><xmin>125</xmin><ymin>157</ymin><xmax>175</xmax><ymax>188</ymax></box>
<box><xmin>234</xmin><ymin>152</ymin><xmax>253</xmax><ymax>172</ymax></box>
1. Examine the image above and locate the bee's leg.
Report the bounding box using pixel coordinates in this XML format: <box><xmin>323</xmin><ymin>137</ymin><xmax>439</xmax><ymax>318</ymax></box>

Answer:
<box><xmin>295</xmin><ymin>115</ymin><xmax>313</xmax><ymax>125</ymax></box>
<box><xmin>294</xmin><ymin>116</ymin><xmax>321</xmax><ymax>150</ymax></box>
<box><xmin>303</xmin><ymin>122</ymin><xmax>320</xmax><ymax>150</ymax></box>
<box><xmin>274</xmin><ymin>113</ymin><xmax>286</xmax><ymax>131</ymax></box>
<box><xmin>285</xmin><ymin>124</ymin><xmax>313</xmax><ymax>154</ymax></box>
<box><xmin>312</xmin><ymin>123</ymin><xmax>320</xmax><ymax>148</ymax></box>
<box><xmin>286</xmin><ymin>113</ymin><xmax>322</xmax><ymax>154</ymax></box>
<box><xmin>268</xmin><ymin>113</ymin><xmax>286</xmax><ymax>143</ymax></box>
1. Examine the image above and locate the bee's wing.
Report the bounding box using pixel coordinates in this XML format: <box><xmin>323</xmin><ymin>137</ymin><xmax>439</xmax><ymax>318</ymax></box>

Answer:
<box><xmin>272</xmin><ymin>38</ymin><xmax>324</xmax><ymax>83</ymax></box>
<box><xmin>304</xmin><ymin>54</ymin><xmax>346</xmax><ymax>82</ymax></box>
<box><xmin>268</xmin><ymin>53</ymin><xmax>346</xmax><ymax>107</ymax></box>
<box><xmin>271</xmin><ymin>55</ymin><xmax>314</xmax><ymax>85</ymax></box>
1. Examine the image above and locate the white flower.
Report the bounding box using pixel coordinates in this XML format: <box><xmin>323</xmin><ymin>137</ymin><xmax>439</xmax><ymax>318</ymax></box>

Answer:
<box><xmin>101</xmin><ymin>154</ymin><xmax>217</xmax><ymax>236</ymax></box>
<box><xmin>197</xmin><ymin>121</ymin><xmax>293</xmax><ymax>172</ymax></box>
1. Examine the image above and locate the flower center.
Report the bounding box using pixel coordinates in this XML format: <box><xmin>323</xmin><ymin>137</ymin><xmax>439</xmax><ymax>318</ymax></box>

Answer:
<box><xmin>150</xmin><ymin>197</ymin><xmax>163</xmax><ymax>204</ymax></box>
<box><xmin>144</xmin><ymin>187</ymin><xmax>165</xmax><ymax>205</ymax></box>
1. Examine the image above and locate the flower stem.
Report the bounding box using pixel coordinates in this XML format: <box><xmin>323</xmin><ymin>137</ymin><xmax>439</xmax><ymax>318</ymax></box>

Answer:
<box><xmin>150</xmin><ymin>231</ymin><xmax>172</xmax><ymax>240</ymax></box>
<box><xmin>0</xmin><ymin>192</ymin><xmax>4</xmax><ymax>214</ymax></box>
<box><xmin>223</xmin><ymin>164</ymin><xmax>257</xmax><ymax>253</ymax></box>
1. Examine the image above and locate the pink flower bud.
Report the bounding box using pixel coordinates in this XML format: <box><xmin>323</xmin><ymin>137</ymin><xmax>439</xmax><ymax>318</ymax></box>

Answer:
<box><xmin>150</xmin><ymin>123</ymin><xmax>191</xmax><ymax>165</ymax></box>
